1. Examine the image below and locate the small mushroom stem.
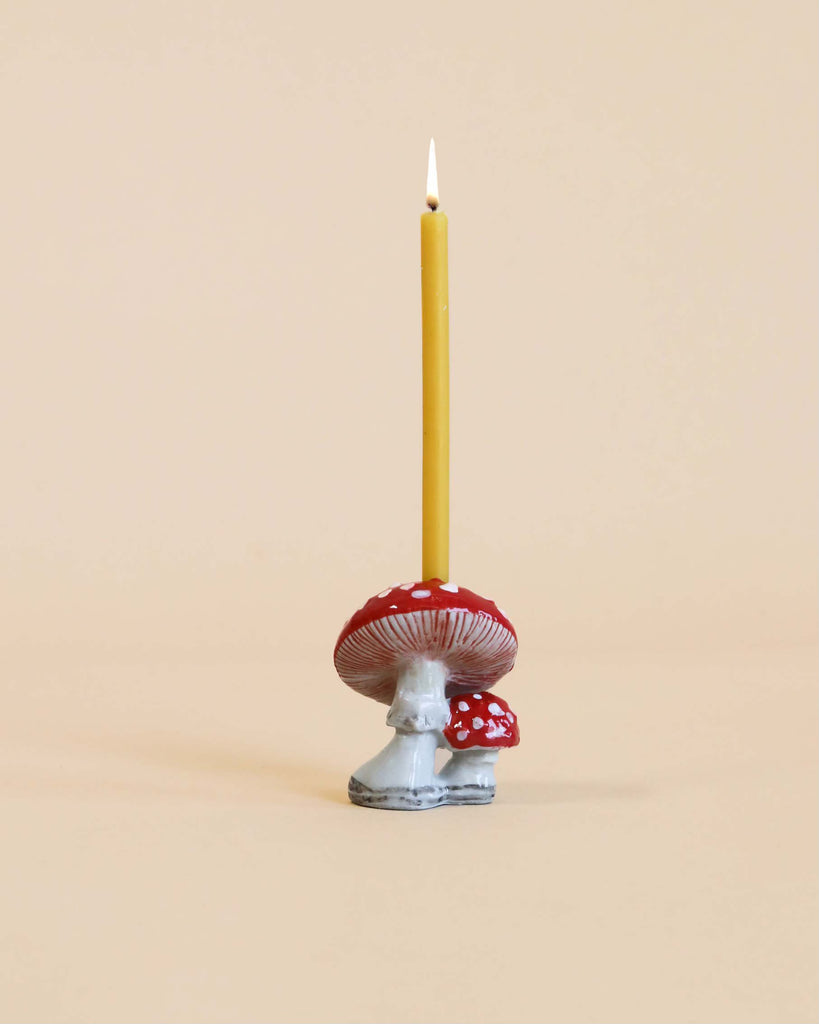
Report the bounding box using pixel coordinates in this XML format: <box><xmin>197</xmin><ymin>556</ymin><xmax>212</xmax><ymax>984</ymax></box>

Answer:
<box><xmin>439</xmin><ymin>747</ymin><xmax>500</xmax><ymax>791</ymax></box>
<box><xmin>350</xmin><ymin>659</ymin><xmax>449</xmax><ymax>799</ymax></box>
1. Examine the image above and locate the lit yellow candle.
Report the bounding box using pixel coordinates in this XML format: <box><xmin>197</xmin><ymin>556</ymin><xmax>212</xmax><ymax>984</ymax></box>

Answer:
<box><xmin>421</xmin><ymin>139</ymin><xmax>449</xmax><ymax>582</ymax></box>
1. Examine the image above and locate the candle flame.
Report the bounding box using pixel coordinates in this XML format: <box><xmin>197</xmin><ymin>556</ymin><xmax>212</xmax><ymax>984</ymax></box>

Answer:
<box><xmin>426</xmin><ymin>138</ymin><xmax>439</xmax><ymax>210</ymax></box>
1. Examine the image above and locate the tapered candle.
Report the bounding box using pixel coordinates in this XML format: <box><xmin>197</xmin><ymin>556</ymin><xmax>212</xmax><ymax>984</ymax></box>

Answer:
<box><xmin>421</xmin><ymin>139</ymin><xmax>449</xmax><ymax>583</ymax></box>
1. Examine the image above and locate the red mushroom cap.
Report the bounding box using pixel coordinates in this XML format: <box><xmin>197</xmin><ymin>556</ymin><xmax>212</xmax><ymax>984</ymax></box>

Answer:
<box><xmin>444</xmin><ymin>692</ymin><xmax>520</xmax><ymax>750</ymax></box>
<box><xmin>334</xmin><ymin>580</ymin><xmax>517</xmax><ymax>705</ymax></box>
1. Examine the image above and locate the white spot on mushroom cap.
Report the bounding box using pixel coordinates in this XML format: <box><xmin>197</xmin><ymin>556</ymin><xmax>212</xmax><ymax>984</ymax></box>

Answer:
<box><xmin>485</xmin><ymin>719</ymin><xmax>506</xmax><ymax>740</ymax></box>
<box><xmin>457</xmin><ymin>700</ymin><xmax>469</xmax><ymax>712</ymax></box>
<box><xmin>399</xmin><ymin>583</ymin><xmax>415</xmax><ymax>590</ymax></box>
<box><xmin>472</xmin><ymin>717</ymin><xmax>484</xmax><ymax>729</ymax></box>
<box><xmin>472</xmin><ymin>694</ymin><xmax>482</xmax><ymax>700</ymax></box>
<box><xmin>488</xmin><ymin>702</ymin><xmax>504</xmax><ymax>716</ymax></box>
<box><xmin>439</xmin><ymin>582</ymin><xmax>459</xmax><ymax>593</ymax></box>
<box><xmin>507</xmin><ymin>712</ymin><xmax>515</xmax><ymax>723</ymax></box>
<box><xmin>389</xmin><ymin>604</ymin><xmax>398</xmax><ymax>609</ymax></box>
<box><xmin>456</xmin><ymin>730</ymin><xmax>469</xmax><ymax>742</ymax></box>
<box><xmin>411</xmin><ymin>589</ymin><xmax>431</xmax><ymax>598</ymax></box>
<box><xmin>377</xmin><ymin>589</ymin><xmax>392</xmax><ymax>599</ymax></box>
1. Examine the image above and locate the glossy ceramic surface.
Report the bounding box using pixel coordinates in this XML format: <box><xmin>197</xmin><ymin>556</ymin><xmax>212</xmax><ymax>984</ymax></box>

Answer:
<box><xmin>334</xmin><ymin>580</ymin><xmax>520</xmax><ymax>810</ymax></box>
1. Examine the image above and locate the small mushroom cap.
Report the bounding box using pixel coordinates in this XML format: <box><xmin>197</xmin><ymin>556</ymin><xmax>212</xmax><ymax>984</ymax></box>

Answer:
<box><xmin>334</xmin><ymin>580</ymin><xmax>517</xmax><ymax>705</ymax></box>
<box><xmin>444</xmin><ymin>692</ymin><xmax>520</xmax><ymax>750</ymax></box>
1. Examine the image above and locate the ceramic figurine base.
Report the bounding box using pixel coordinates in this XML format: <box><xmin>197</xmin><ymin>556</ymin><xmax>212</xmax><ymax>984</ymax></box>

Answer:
<box><xmin>349</xmin><ymin>777</ymin><xmax>495</xmax><ymax>810</ymax></box>
<box><xmin>334</xmin><ymin>580</ymin><xmax>520</xmax><ymax>811</ymax></box>
<box><xmin>444</xmin><ymin>783</ymin><xmax>496</xmax><ymax>806</ymax></box>
<box><xmin>348</xmin><ymin>777</ymin><xmax>449</xmax><ymax>810</ymax></box>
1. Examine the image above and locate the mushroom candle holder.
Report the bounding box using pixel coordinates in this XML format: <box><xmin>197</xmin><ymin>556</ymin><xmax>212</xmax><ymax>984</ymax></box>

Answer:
<box><xmin>334</xmin><ymin>580</ymin><xmax>519</xmax><ymax>810</ymax></box>
<box><xmin>334</xmin><ymin>143</ymin><xmax>520</xmax><ymax>810</ymax></box>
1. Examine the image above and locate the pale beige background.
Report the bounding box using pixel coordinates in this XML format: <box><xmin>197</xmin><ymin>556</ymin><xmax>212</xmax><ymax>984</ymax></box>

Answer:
<box><xmin>1</xmin><ymin>2</ymin><xmax>816</xmax><ymax>1022</ymax></box>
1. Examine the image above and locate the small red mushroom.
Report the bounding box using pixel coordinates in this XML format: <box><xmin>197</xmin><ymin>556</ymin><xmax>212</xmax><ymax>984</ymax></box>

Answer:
<box><xmin>440</xmin><ymin>692</ymin><xmax>520</xmax><ymax>803</ymax></box>
<box><xmin>444</xmin><ymin>692</ymin><xmax>520</xmax><ymax>749</ymax></box>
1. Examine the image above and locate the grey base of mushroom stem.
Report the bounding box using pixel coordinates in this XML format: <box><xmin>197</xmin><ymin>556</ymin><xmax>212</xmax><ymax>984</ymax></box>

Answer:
<box><xmin>348</xmin><ymin>748</ymin><xmax>501</xmax><ymax>810</ymax></box>
<box><xmin>348</xmin><ymin>776</ymin><xmax>449</xmax><ymax>810</ymax></box>
<box><xmin>443</xmin><ymin>782</ymin><xmax>496</xmax><ymax>806</ymax></box>
<box><xmin>348</xmin><ymin>775</ymin><xmax>494</xmax><ymax>810</ymax></box>
<box><xmin>348</xmin><ymin>749</ymin><xmax>499</xmax><ymax>811</ymax></box>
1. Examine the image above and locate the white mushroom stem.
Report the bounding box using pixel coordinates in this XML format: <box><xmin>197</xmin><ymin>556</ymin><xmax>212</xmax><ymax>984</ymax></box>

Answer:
<box><xmin>439</xmin><ymin>747</ymin><xmax>500</xmax><ymax>789</ymax></box>
<box><xmin>351</xmin><ymin>659</ymin><xmax>449</xmax><ymax>792</ymax></box>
